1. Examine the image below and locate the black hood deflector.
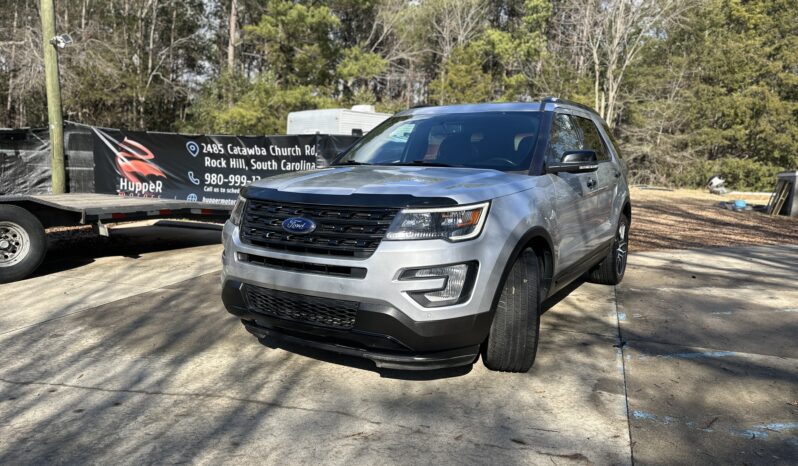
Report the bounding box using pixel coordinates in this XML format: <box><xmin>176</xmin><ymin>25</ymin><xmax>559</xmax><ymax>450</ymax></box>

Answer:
<box><xmin>242</xmin><ymin>186</ymin><xmax>458</xmax><ymax>208</ymax></box>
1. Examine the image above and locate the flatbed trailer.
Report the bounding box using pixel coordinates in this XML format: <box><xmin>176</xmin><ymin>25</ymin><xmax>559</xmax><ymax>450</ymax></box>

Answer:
<box><xmin>0</xmin><ymin>193</ymin><xmax>232</xmax><ymax>283</ymax></box>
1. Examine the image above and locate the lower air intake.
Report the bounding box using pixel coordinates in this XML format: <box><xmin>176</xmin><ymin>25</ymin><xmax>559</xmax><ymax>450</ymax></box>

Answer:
<box><xmin>243</xmin><ymin>284</ymin><xmax>358</xmax><ymax>330</ymax></box>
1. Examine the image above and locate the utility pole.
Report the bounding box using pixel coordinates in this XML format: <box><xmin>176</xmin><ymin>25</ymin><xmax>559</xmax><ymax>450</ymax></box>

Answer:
<box><xmin>40</xmin><ymin>0</ymin><xmax>66</xmax><ymax>194</ymax></box>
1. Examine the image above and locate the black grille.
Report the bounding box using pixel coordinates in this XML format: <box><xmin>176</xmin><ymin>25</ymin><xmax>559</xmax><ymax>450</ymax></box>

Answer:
<box><xmin>240</xmin><ymin>199</ymin><xmax>399</xmax><ymax>258</ymax></box>
<box><xmin>240</xmin><ymin>253</ymin><xmax>367</xmax><ymax>279</ymax></box>
<box><xmin>244</xmin><ymin>285</ymin><xmax>359</xmax><ymax>330</ymax></box>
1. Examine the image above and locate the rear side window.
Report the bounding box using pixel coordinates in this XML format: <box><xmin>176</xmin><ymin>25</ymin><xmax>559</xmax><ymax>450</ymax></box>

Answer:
<box><xmin>546</xmin><ymin>114</ymin><xmax>582</xmax><ymax>163</ymax></box>
<box><xmin>572</xmin><ymin>115</ymin><xmax>609</xmax><ymax>161</ymax></box>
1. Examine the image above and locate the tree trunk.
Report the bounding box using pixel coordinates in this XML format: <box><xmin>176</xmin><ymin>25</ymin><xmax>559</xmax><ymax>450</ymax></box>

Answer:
<box><xmin>169</xmin><ymin>7</ymin><xmax>177</xmax><ymax>81</ymax></box>
<box><xmin>81</xmin><ymin>0</ymin><xmax>88</xmax><ymax>38</ymax></box>
<box><xmin>169</xmin><ymin>6</ymin><xmax>177</xmax><ymax>118</ymax></box>
<box><xmin>147</xmin><ymin>0</ymin><xmax>158</xmax><ymax>81</ymax></box>
<box><xmin>63</xmin><ymin>0</ymin><xmax>69</xmax><ymax>29</ymax></box>
<box><xmin>592</xmin><ymin>46</ymin><xmax>601</xmax><ymax>117</ymax></box>
<box><xmin>6</xmin><ymin>5</ymin><xmax>18</xmax><ymax>126</ymax></box>
<box><xmin>140</xmin><ymin>0</ymin><xmax>159</xmax><ymax>129</ymax></box>
<box><xmin>227</xmin><ymin>0</ymin><xmax>238</xmax><ymax>72</ymax></box>
<box><xmin>406</xmin><ymin>64</ymin><xmax>413</xmax><ymax>107</ymax></box>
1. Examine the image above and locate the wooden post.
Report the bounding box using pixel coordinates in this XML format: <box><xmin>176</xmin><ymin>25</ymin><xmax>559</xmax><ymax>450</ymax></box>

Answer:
<box><xmin>40</xmin><ymin>0</ymin><xmax>67</xmax><ymax>194</ymax></box>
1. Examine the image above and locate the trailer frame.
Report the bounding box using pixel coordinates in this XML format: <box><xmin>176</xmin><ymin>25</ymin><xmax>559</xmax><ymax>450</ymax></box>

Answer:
<box><xmin>0</xmin><ymin>193</ymin><xmax>232</xmax><ymax>283</ymax></box>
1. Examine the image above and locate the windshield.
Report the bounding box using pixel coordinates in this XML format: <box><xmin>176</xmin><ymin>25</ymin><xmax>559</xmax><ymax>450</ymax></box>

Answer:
<box><xmin>335</xmin><ymin>111</ymin><xmax>541</xmax><ymax>172</ymax></box>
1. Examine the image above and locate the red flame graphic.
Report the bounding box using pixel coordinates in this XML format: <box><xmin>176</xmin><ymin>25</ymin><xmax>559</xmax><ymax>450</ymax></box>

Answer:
<box><xmin>115</xmin><ymin>137</ymin><xmax>166</xmax><ymax>184</ymax></box>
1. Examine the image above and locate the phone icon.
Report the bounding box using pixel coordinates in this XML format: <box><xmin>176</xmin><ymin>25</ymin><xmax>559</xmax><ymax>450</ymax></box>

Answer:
<box><xmin>188</xmin><ymin>171</ymin><xmax>201</xmax><ymax>185</ymax></box>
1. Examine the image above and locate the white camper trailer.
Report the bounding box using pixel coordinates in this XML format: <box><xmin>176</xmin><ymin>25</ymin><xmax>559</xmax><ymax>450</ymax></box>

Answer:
<box><xmin>287</xmin><ymin>105</ymin><xmax>391</xmax><ymax>136</ymax></box>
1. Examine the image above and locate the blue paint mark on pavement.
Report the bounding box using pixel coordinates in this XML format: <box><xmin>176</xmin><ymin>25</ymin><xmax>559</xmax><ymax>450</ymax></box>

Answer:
<box><xmin>730</xmin><ymin>429</ymin><xmax>769</xmax><ymax>440</ymax></box>
<box><xmin>633</xmin><ymin>410</ymin><xmax>712</xmax><ymax>432</ymax></box>
<box><xmin>637</xmin><ymin>351</ymin><xmax>737</xmax><ymax>361</ymax></box>
<box><xmin>632</xmin><ymin>411</ymin><xmax>798</xmax><ymax>442</ymax></box>
<box><xmin>633</xmin><ymin>410</ymin><xmax>657</xmax><ymax>421</ymax></box>
<box><xmin>669</xmin><ymin>351</ymin><xmax>737</xmax><ymax>359</ymax></box>
<box><xmin>752</xmin><ymin>422</ymin><xmax>798</xmax><ymax>432</ymax></box>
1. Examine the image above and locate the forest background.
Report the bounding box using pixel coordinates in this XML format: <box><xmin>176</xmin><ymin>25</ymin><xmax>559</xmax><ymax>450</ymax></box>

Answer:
<box><xmin>1</xmin><ymin>0</ymin><xmax>796</xmax><ymax>189</ymax></box>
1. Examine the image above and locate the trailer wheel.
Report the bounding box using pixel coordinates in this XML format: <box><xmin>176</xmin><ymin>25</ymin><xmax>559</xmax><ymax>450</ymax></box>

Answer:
<box><xmin>0</xmin><ymin>205</ymin><xmax>47</xmax><ymax>284</ymax></box>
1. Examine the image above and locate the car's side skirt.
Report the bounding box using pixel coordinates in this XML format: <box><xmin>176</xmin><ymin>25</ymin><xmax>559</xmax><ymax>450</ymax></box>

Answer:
<box><xmin>548</xmin><ymin>240</ymin><xmax>612</xmax><ymax>297</ymax></box>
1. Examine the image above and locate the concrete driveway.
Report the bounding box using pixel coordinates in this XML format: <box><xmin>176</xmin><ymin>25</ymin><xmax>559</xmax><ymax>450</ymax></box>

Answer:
<box><xmin>0</xmin><ymin>225</ymin><xmax>795</xmax><ymax>465</ymax></box>
<box><xmin>619</xmin><ymin>246</ymin><xmax>798</xmax><ymax>465</ymax></box>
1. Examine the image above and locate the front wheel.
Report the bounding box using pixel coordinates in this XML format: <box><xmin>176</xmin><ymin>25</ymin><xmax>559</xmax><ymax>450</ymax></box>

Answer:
<box><xmin>482</xmin><ymin>251</ymin><xmax>541</xmax><ymax>372</ymax></box>
<box><xmin>0</xmin><ymin>205</ymin><xmax>47</xmax><ymax>284</ymax></box>
<box><xmin>588</xmin><ymin>214</ymin><xmax>629</xmax><ymax>285</ymax></box>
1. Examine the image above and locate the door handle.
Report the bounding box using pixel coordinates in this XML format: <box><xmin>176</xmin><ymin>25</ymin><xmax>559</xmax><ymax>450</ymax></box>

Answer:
<box><xmin>586</xmin><ymin>178</ymin><xmax>597</xmax><ymax>189</ymax></box>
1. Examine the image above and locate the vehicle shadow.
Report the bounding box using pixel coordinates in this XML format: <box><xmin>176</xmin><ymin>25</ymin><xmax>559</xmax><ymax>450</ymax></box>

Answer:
<box><xmin>257</xmin><ymin>336</ymin><xmax>473</xmax><ymax>380</ymax></box>
<box><xmin>34</xmin><ymin>222</ymin><xmax>222</xmax><ymax>277</ymax></box>
<box><xmin>542</xmin><ymin>276</ymin><xmax>588</xmax><ymax>315</ymax></box>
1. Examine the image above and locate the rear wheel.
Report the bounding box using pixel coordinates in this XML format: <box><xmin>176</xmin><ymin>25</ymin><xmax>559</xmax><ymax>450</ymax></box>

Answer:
<box><xmin>482</xmin><ymin>251</ymin><xmax>541</xmax><ymax>372</ymax></box>
<box><xmin>0</xmin><ymin>205</ymin><xmax>47</xmax><ymax>284</ymax></box>
<box><xmin>588</xmin><ymin>214</ymin><xmax>629</xmax><ymax>285</ymax></box>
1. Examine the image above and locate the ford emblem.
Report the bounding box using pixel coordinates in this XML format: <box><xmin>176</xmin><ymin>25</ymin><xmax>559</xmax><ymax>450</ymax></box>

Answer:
<box><xmin>282</xmin><ymin>217</ymin><xmax>316</xmax><ymax>235</ymax></box>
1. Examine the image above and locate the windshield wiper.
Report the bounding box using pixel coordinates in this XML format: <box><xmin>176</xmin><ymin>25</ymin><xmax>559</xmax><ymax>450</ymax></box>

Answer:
<box><xmin>388</xmin><ymin>160</ymin><xmax>454</xmax><ymax>167</ymax></box>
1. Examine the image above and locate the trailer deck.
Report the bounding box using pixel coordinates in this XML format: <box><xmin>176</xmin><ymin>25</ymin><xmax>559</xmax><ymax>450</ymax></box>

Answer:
<box><xmin>0</xmin><ymin>193</ymin><xmax>232</xmax><ymax>226</ymax></box>
<box><xmin>0</xmin><ymin>193</ymin><xmax>231</xmax><ymax>222</ymax></box>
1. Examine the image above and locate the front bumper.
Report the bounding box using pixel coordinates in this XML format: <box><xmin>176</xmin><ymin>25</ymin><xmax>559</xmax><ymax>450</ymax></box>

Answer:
<box><xmin>223</xmin><ymin>279</ymin><xmax>490</xmax><ymax>370</ymax></box>
<box><xmin>221</xmin><ymin>218</ymin><xmax>507</xmax><ymax>322</ymax></box>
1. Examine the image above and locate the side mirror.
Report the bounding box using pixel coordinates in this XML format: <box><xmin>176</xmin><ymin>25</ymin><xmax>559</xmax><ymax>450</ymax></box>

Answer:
<box><xmin>547</xmin><ymin>150</ymin><xmax>599</xmax><ymax>174</ymax></box>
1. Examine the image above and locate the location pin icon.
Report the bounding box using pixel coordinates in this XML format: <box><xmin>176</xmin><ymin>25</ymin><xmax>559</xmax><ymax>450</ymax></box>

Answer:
<box><xmin>186</xmin><ymin>141</ymin><xmax>200</xmax><ymax>157</ymax></box>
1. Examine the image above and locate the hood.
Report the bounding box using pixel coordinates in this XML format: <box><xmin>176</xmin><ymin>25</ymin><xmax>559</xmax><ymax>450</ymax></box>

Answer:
<box><xmin>246</xmin><ymin>165</ymin><xmax>541</xmax><ymax>205</ymax></box>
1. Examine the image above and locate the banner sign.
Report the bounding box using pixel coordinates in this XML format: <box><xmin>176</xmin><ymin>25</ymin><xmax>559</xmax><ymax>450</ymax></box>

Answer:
<box><xmin>92</xmin><ymin>128</ymin><xmax>357</xmax><ymax>205</ymax></box>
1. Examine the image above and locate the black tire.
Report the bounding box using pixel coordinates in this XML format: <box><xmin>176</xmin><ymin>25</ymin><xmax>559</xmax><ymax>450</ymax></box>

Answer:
<box><xmin>482</xmin><ymin>251</ymin><xmax>541</xmax><ymax>372</ymax></box>
<box><xmin>0</xmin><ymin>205</ymin><xmax>47</xmax><ymax>284</ymax></box>
<box><xmin>588</xmin><ymin>214</ymin><xmax>629</xmax><ymax>285</ymax></box>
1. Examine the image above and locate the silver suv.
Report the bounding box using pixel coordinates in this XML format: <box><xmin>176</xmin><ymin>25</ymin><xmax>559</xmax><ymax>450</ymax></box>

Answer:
<box><xmin>222</xmin><ymin>99</ymin><xmax>631</xmax><ymax>372</ymax></box>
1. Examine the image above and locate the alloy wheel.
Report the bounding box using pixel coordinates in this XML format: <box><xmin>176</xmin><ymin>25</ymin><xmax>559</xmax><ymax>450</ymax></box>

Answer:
<box><xmin>615</xmin><ymin>221</ymin><xmax>628</xmax><ymax>276</ymax></box>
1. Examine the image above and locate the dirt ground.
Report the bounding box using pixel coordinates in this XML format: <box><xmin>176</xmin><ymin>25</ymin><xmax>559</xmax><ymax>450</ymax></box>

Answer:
<box><xmin>629</xmin><ymin>187</ymin><xmax>798</xmax><ymax>252</ymax></box>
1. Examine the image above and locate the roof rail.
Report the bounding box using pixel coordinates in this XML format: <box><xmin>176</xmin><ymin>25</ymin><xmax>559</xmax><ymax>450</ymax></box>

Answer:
<box><xmin>541</xmin><ymin>97</ymin><xmax>600</xmax><ymax>116</ymax></box>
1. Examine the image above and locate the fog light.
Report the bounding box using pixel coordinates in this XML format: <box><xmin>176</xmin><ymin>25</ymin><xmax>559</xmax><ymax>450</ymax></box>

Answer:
<box><xmin>400</xmin><ymin>262</ymin><xmax>478</xmax><ymax>307</ymax></box>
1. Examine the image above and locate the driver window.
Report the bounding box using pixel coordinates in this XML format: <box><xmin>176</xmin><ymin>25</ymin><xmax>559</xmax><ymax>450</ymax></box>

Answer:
<box><xmin>546</xmin><ymin>113</ymin><xmax>583</xmax><ymax>163</ymax></box>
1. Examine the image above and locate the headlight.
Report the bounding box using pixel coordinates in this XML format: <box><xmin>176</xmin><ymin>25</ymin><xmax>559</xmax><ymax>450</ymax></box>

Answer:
<box><xmin>386</xmin><ymin>202</ymin><xmax>489</xmax><ymax>241</ymax></box>
<box><xmin>229</xmin><ymin>196</ymin><xmax>246</xmax><ymax>226</ymax></box>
